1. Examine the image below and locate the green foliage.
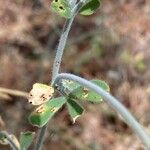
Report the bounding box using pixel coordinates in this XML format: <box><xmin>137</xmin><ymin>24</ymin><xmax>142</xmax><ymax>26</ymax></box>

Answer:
<box><xmin>28</xmin><ymin>97</ymin><xmax>66</xmax><ymax>127</ymax></box>
<box><xmin>66</xmin><ymin>98</ymin><xmax>84</xmax><ymax>123</ymax></box>
<box><xmin>20</xmin><ymin>132</ymin><xmax>34</xmax><ymax>150</ymax></box>
<box><xmin>50</xmin><ymin>0</ymin><xmax>101</xmax><ymax>18</ymax></box>
<box><xmin>80</xmin><ymin>0</ymin><xmax>101</xmax><ymax>16</ymax></box>
<box><xmin>28</xmin><ymin>79</ymin><xmax>109</xmax><ymax>126</ymax></box>
<box><xmin>63</xmin><ymin>79</ymin><xmax>110</xmax><ymax>102</ymax></box>
<box><xmin>61</xmin><ymin>79</ymin><xmax>80</xmax><ymax>91</ymax></box>
<box><xmin>51</xmin><ymin>0</ymin><xmax>72</xmax><ymax>18</ymax></box>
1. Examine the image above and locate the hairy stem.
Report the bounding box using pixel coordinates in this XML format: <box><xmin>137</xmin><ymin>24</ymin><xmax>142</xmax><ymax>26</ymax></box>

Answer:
<box><xmin>34</xmin><ymin>1</ymin><xmax>86</xmax><ymax>150</ymax></box>
<box><xmin>0</xmin><ymin>131</ymin><xmax>19</xmax><ymax>150</ymax></box>
<box><xmin>54</xmin><ymin>73</ymin><xmax>150</xmax><ymax>149</ymax></box>
<box><xmin>51</xmin><ymin>0</ymin><xmax>86</xmax><ymax>83</ymax></box>
<box><xmin>51</xmin><ymin>18</ymin><xmax>75</xmax><ymax>83</ymax></box>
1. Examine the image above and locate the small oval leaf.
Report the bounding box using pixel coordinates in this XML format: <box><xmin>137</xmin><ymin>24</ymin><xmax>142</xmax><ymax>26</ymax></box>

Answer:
<box><xmin>20</xmin><ymin>132</ymin><xmax>34</xmax><ymax>150</ymax></box>
<box><xmin>68</xmin><ymin>80</ymin><xmax>110</xmax><ymax>102</ymax></box>
<box><xmin>67</xmin><ymin>99</ymin><xmax>84</xmax><ymax>123</ymax></box>
<box><xmin>62</xmin><ymin>79</ymin><xmax>80</xmax><ymax>91</ymax></box>
<box><xmin>28</xmin><ymin>97</ymin><xmax>66</xmax><ymax>127</ymax></box>
<box><xmin>80</xmin><ymin>0</ymin><xmax>101</xmax><ymax>16</ymax></box>
<box><xmin>51</xmin><ymin>0</ymin><xmax>72</xmax><ymax>18</ymax></box>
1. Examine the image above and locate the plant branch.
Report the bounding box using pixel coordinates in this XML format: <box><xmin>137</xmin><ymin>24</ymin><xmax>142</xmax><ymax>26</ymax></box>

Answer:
<box><xmin>34</xmin><ymin>19</ymin><xmax>75</xmax><ymax>150</ymax></box>
<box><xmin>51</xmin><ymin>0</ymin><xmax>86</xmax><ymax>83</ymax></box>
<box><xmin>54</xmin><ymin>73</ymin><xmax>150</xmax><ymax>149</ymax></box>
<box><xmin>51</xmin><ymin>18</ymin><xmax>74</xmax><ymax>83</ymax></box>
<box><xmin>34</xmin><ymin>1</ymin><xmax>87</xmax><ymax>150</ymax></box>
<box><xmin>0</xmin><ymin>87</ymin><xmax>28</xmax><ymax>98</ymax></box>
<box><xmin>0</xmin><ymin>131</ymin><xmax>19</xmax><ymax>150</ymax></box>
<box><xmin>34</xmin><ymin>125</ymin><xmax>47</xmax><ymax>150</ymax></box>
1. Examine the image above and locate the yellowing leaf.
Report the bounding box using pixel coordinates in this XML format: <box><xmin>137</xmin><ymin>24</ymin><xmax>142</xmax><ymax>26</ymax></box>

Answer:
<box><xmin>28</xmin><ymin>97</ymin><xmax>66</xmax><ymax>127</ymax></box>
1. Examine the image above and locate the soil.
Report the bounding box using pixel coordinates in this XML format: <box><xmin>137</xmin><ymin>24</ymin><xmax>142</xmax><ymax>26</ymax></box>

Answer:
<box><xmin>0</xmin><ymin>0</ymin><xmax>150</xmax><ymax>149</ymax></box>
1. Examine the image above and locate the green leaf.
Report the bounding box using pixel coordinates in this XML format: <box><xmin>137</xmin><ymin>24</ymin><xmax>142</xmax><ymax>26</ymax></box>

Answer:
<box><xmin>67</xmin><ymin>99</ymin><xmax>84</xmax><ymax>123</ymax></box>
<box><xmin>68</xmin><ymin>80</ymin><xmax>110</xmax><ymax>102</ymax></box>
<box><xmin>80</xmin><ymin>0</ymin><xmax>101</xmax><ymax>16</ymax></box>
<box><xmin>51</xmin><ymin>0</ymin><xmax>72</xmax><ymax>18</ymax></box>
<box><xmin>61</xmin><ymin>79</ymin><xmax>80</xmax><ymax>91</ymax></box>
<box><xmin>28</xmin><ymin>97</ymin><xmax>66</xmax><ymax>127</ymax></box>
<box><xmin>20</xmin><ymin>132</ymin><xmax>34</xmax><ymax>150</ymax></box>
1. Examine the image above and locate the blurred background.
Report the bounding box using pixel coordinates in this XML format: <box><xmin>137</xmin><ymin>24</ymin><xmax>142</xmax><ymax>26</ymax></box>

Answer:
<box><xmin>0</xmin><ymin>0</ymin><xmax>150</xmax><ymax>149</ymax></box>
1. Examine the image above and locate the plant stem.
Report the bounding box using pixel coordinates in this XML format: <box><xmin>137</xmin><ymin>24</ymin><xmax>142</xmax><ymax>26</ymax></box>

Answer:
<box><xmin>34</xmin><ymin>125</ymin><xmax>47</xmax><ymax>150</ymax></box>
<box><xmin>34</xmin><ymin>18</ymin><xmax>74</xmax><ymax>150</ymax></box>
<box><xmin>0</xmin><ymin>131</ymin><xmax>19</xmax><ymax>150</ymax></box>
<box><xmin>54</xmin><ymin>73</ymin><xmax>150</xmax><ymax>149</ymax></box>
<box><xmin>34</xmin><ymin>1</ymin><xmax>86</xmax><ymax>150</ymax></box>
<box><xmin>51</xmin><ymin>18</ymin><xmax>75</xmax><ymax>83</ymax></box>
<box><xmin>51</xmin><ymin>0</ymin><xmax>86</xmax><ymax>83</ymax></box>
<box><xmin>0</xmin><ymin>87</ymin><xmax>28</xmax><ymax>98</ymax></box>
